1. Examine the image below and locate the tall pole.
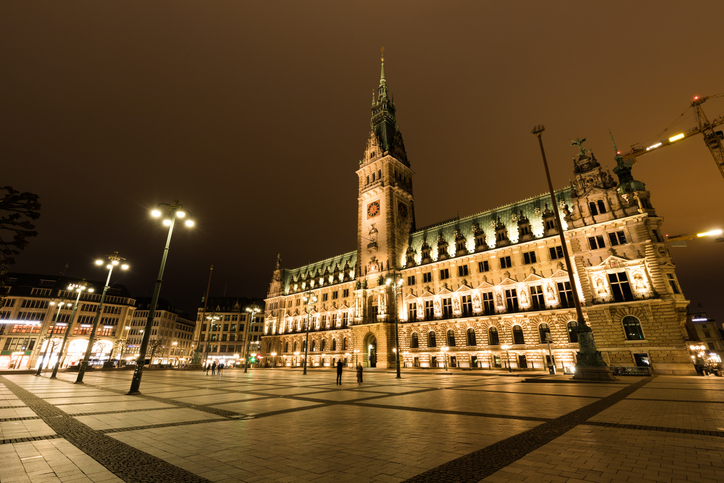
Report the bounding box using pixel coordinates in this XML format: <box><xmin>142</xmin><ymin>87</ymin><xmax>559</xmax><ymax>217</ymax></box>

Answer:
<box><xmin>129</xmin><ymin>214</ymin><xmax>176</xmax><ymax>394</ymax></box>
<box><xmin>387</xmin><ymin>275</ymin><xmax>402</xmax><ymax>379</ymax></box>
<box><xmin>303</xmin><ymin>292</ymin><xmax>315</xmax><ymax>375</ymax></box>
<box><xmin>532</xmin><ymin>125</ymin><xmax>610</xmax><ymax>379</ymax></box>
<box><xmin>51</xmin><ymin>283</ymin><xmax>90</xmax><ymax>378</ymax></box>
<box><xmin>77</xmin><ymin>252</ymin><xmax>127</xmax><ymax>384</ymax></box>
<box><xmin>244</xmin><ymin>306</ymin><xmax>258</xmax><ymax>373</ymax></box>
<box><xmin>36</xmin><ymin>301</ymin><xmax>65</xmax><ymax>376</ymax></box>
<box><xmin>197</xmin><ymin>265</ymin><xmax>213</xmax><ymax>363</ymax></box>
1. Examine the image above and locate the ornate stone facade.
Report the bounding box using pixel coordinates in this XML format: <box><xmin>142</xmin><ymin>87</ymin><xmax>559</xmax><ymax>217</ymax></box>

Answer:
<box><xmin>261</xmin><ymin>60</ymin><xmax>692</xmax><ymax>375</ymax></box>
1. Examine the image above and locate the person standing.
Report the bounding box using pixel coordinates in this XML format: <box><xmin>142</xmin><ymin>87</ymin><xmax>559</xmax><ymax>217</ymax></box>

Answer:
<box><xmin>336</xmin><ymin>360</ymin><xmax>344</xmax><ymax>385</ymax></box>
<box><xmin>356</xmin><ymin>363</ymin><xmax>363</xmax><ymax>384</ymax></box>
<box><xmin>211</xmin><ymin>360</ymin><xmax>217</xmax><ymax>375</ymax></box>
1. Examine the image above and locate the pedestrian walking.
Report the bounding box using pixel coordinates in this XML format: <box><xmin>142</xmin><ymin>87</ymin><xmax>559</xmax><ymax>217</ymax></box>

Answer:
<box><xmin>336</xmin><ymin>360</ymin><xmax>344</xmax><ymax>385</ymax></box>
<box><xmin>211</xmin><ymin>360</ymin><xmax>217</xmax><ymax>375</ymax></box>
<box><xmin>356</xmin><ymin>363</ymin><xmax>363</xmax><ymax>384</ymax></box>
<box><xmin>218</xmin><ymin>362</ymin><xmax>224</xmax><ymax>375</ymax></box>
<box><xmin>205</xmin><ymin>362</ymin><xmax>210</xmax><ymax>375</ymax></box>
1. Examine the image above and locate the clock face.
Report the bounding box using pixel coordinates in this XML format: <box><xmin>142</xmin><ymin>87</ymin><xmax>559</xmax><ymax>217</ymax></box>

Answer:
<box><xmin>398</xmin><ymin>202</ymin><xmax>408</xmax><ymax>220</ymax></box>
<box><xmin>367</xmin><ymin>201</ymin><xmax>380</xmax><ymax>218</ymax></box>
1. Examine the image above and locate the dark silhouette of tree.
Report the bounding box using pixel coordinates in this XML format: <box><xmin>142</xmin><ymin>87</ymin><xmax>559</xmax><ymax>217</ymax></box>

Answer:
<box><xmin>0</xmin><ymin>186</ymin><xmax>41</xmax><ymax>292</ymax></box>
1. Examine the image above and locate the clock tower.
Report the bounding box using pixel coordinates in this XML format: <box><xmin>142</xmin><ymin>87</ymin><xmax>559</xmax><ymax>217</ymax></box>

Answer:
<box><xmin>356</xmin><ymin>52</ymin><xmax>415</xmax><ymax>286</ymax></box>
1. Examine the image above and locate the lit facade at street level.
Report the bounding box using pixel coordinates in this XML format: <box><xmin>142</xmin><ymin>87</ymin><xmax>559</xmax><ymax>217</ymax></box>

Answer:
<box><xmin>261</xmin><ymin>56</ymin><xmax>693</xmax><ymax>375</ymax></box>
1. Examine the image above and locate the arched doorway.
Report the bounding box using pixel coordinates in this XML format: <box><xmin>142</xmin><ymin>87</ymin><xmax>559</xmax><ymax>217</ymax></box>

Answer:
<box><xmin>363</xmin><ymin>333</ymin><xmax>377</xmax><ymax>368</ymax></box>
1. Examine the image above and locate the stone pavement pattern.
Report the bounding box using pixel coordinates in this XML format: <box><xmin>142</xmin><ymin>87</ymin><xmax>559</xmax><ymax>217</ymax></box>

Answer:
<box><xmin>0</xmin><ymin>369</ymin><xmax>722</xmax><ymax>482</ymax></box>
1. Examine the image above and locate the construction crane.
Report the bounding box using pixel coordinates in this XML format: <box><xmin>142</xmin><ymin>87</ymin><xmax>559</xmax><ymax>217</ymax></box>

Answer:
<box><xmin>622</xmin><ymin>94</ymin><xmax>724</xmax><ymax>180</ymax></box>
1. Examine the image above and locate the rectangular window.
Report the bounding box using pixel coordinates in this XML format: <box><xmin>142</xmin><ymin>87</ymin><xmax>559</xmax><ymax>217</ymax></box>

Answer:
<box><xmin>478</xmin><ymin>260</ymin><xmax>489</xmax><ymax>272</ymax></box>
<box><xmin>588</xmin><ymin>235</ymin><xmax>605</xmax><ymax>250</ymax></box>
<box><xmin>500</xmin><ymin>256</ymin><xmax>512</xmax><ymax>269</ymax></box>
<box><xmin>609</xmin><ymin>231</ymin><xmax>627</xmax><ymax>246</ymax></box>
<box><xmin>483</xmin><ymin>292</ymin><xmax>495</xmax><ymax>314</ymax></box>
<box><xmin>425</xmin><ymin>300</ymin><xmax>434</xmax><ymax>320</ymax></box>
<box><xmin>332</xmin><ymin>291</ymin><xmax>338</xmax><ymax>300</ymax></box>
<box><xmin>667</xmin><ymin>273</ymin><xmax>681</xmax><ymax>294</ymax></box>
<box><xmin>408</xmin><ymin>302</ymin><xmax>417</xmax><ymax>320</ymax></box>
<box><xmin>440</xmin><ymin>268</ymin><xmax>450</xmax><ymax>280</ymax></box>
<box><xmin>223</xmin><ymin>324</ymin><xmax>229</xmax><ymax>331</ymax></box>
<box><xmin>608</xmin><ymin>272</ymin><xmax>634</xmax><ymax>302</ymax></box>
<box><xmin>528</xmin><ymin>285</ymin><xmax>543</xmax><ymax>310</ymax></box>
<box><xmin>407</xmin><ymin>275</ymin><xmax>416</xmax><ymax>286</ymax></box>
<box><xmin>343</xmin><ymin>289</ymin><xmax>349</xmax><ymax>297</ymax></box>
<box><xmin>523</xmin><ymin>251</ymin><xmax>537</xmax><ymax>264</ymax></box>
<box><xmin>442</xmin><ymin>298</ymin><xmax>452</xmax><ymax>318</ymax></box>
<box><xmin>342</xmin><ymin>312</ymin><xmax>349</xmax><ymax>325</ymax></box>
<box><xmin>224</xmin><ymin>315</ymin><xmax>230</xmax><ymax>321</ymax></box>
<box><xmin>549</xmin><ymin>246</ymin><xmax>564</xmax><ymax>260</ymax></box>
<box><xmin>589</xmin><ymin>201</ymin><xmax>599</xmax><ymax>216</ymax></box>
<box><xmin>322</xmin><ymin>293</ymin><xmax>328</xmax><ymax>302</ymax></box>
<box><xmin>458</xmin><ymin>265</ymin><xmax>469</xmax><ymax>277</ymax></box>
<box><xmin>557</xmin><ymin>282</ymin><xmax>574</xmax><ymax>308</ymax></box>
<box><xmin>423</xmin><ymin>272</ymin><xmax>432</xmax><ymax>283</ymax></box>
<box><xmin>461</xmin><ymin>295</ymin><xmax>472</xmax><ymax>316</ymax></box>
<box><xmin>505</xmin><ymin>289</ymin><xmax>519</xmax><ymax>312</ymax></box>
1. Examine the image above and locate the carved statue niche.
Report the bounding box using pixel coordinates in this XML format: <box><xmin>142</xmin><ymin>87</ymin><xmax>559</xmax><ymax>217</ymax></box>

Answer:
<box><xmin>367</xmin><ymin>224</ymin><xmax>379</xmax><ymax>252</ymax></box>
<box><xmin>405</xmin><ymin>244</ymin><xmax>417</xmax><ymax>267</ymax></box>
<box><xmin>420</xmin><ymin>239</ymin><xmax>432</xmax><ymax>264</ymax></box>
<box><xmin>472</xmin><ymin>222</ymin><xmax>489</xmax><ymax>252</ymax></box>
<box><xmin>437</xmin><ymin>233</ymin><xmax>450</xmax><ymax>260</ymax></box>
<box><xmin>542</xmin><ymin>204</ymin><xmax>558</xmax><ymax>236</ymax></box>
<box><xmin>517</xmin><ymin>211</ymin><xmax>534</xmax><ymax>242</ymax></box>
<box><xmin>454</xmin><ymin>229</ymin><xmax>468</xmax><ymax>256</ymax></box>
<box><xmin>494</xmin><ymin>217</ymin><xmax>510</xmax><ymax>247</ymax></box>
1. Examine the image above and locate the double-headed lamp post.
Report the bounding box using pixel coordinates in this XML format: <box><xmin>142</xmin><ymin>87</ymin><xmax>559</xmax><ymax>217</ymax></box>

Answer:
<box><xmin>441</xmin><ymin>346</ymin><xmax>449</xmax><ymax>371</ymax></box>
<box><xmin>244</xmin><ymin>305</ymin><xmax>260</xmax><ymax>373</ymax></box>
<box><xmin>385</xmin><ymin>274</ymin><xmax>404</xmax><ymax>379</ymax></box>
<box><xmin>51</xmin><ymin>281</ymin><xmax>94</xmax><ymax>378</ymax></box>
<box><xmin>129</xmin><ymin>201</ymin><xmax>194</xmax><ymax>394</ymax></box>
<box><xmin>302</xmin><ymin>292</ymin><xmax>317</xmax><ymax>375</ymax></box>
<box><xmin>76</xmin><ymin>252</ymin><xmax>129</xmax><ymax>384</ymax></box>
<box><xmin>36</xmin><ymin>300</ymin><xmax>68</xmax><ymax>376</ymax></box>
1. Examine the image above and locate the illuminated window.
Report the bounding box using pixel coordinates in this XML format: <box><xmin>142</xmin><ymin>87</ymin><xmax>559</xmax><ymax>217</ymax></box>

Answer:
<box><xmin>608</xmin><ymin>272</ymin><xmax>634</xmax><ymax>302</ymax></box>
<box><xmin>622</xmin><ymin>316</ymin><xmax>644</xmax><ymax>340</ymax></box>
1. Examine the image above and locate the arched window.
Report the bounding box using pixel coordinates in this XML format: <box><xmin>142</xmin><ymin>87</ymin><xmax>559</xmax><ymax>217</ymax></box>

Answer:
<box><xmin>447</xmin><ymin>329</ymin><xmax>456</xmax><ymax>347</ymax></box>
<box><xmin>302</xmin><ymin>340</ymin><xmax>306</xmax><ymax>352</ymax></box>
<box><xmin>623</xmin><ymin>316</ymin><xmax>645</xmax><ymax>340</ymax></box>
<box><xmin>293</xmin><ymin>341</ymin><xmax>297</xmax><ymax>352</ymax></box>
<box><xmin>321</xmin><ymin>339</ymin><xmax>326</xmax><ymax>351</ymax></box>
<box><xmin>285</xmin><ymin>341</ymin><xmax>289</xmax><ymax>352</ymax></box>
<box><xmin>411</xmin><ymin>333</ymin><xmax>419</xmax><ymax>349</ymax></box>
<box><xmin>539</xmin><ymin>323</ymin><xmax>551</xmax><ymax>343</ymax></box>
<box><xmin>567</xmin><ymin>321</ymin><xmax>578</xmax><ymax>343</ymax></box>
<box><xmin>343</xmin><ymin>338</ymin><xmax>347</xmax><ymax>350</ymax></box>
<box><xmin>311</xmin><ymin>340</ymin><xmax>316</xmax><ymax>351</ymax></box>
<box><xmin>332</xmin><ymin>339</ymin><xmax>336</xmax><ymax>351</ymax></box>
<box><xmin>467</xmin><ymin>328</ymin><xmax>477</xmax><ymax>346</ymax></box>
<box><xmin>513</xmin><ymin>325</ymin><xmax>525</xmax><ymax>345</ymax></box>
<box><xmin>488</xmin><ymin>326</ymin><xmax>499</xmax><ymax>345</ymax></box>
<box><xmin>428</xmin><ymin>331</ymin><xmax>437</xmax><ymax>348</ymax></box>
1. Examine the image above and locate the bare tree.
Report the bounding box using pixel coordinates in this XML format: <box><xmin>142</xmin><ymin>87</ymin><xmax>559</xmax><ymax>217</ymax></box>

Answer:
<box><xmin>0</xmin><ymin>186</ymin><xmax>41</xmax><ymax>294</ymax></box>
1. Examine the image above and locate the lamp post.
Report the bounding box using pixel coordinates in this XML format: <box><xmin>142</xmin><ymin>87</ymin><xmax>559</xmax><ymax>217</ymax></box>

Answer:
<box><xmin>302</xmin><ymin>292</ymin><xmax>317</xmax><ymax>375</ymax></box>
<box><xmin>545</xmin><ymin>332</ymin><xmax>556</xmax><ymax>375</ymax></box>
<box><xmin>51</xmin><ymin>282</ymin><xmax>94</xmax><ymax>378</ymax></box>
<box><xmin>76</xmin><ymin>252</ymin><xmax>129</xmax><ymax>384</ymax></box>
<box><xmin>294</xmin><ymin>351</ymin><xmax>300</xmax><ymax>367</ymax></box>
<box><xmin>129</xmin><ymin>201</ymin><xmax>194</xmax><ymax>394</ymax></box>
<box><xmin>386</xmin><ymin>274</ymin><xmax>404</xmax><ymax>378</ymax></box>
<box><xmin>204</xmin><ymin>314</ymin><xmax>220</xmax><ymax>366</ymax></box>
<box><xmin>532</xmin><ymin>126</ymin><xmax>610</xmax><ymax>379</ymax></box>
<box><xmin>244</xmin><ymin>305</ymin><xmax>260</xmax><ymax>373</ymax></box>
<box><xmin>271</xmin><ymin>352</ymin><xmax>277</xmax><ymax>368</ymax></box>
<box><xmin>354</xmin><ymin>349</ymin><xmax>360</xmax><ymax>368</ymax></box>
<box><xmin>441</xmin><ymin>346</ymin><xmax>449</xmax><ymax>371</ymax></box>
<box><xmin>36</xmin><ymin>300</ymin><xmax>68</xmax><ymax>376</ymax></box>
<box><xmin>501</xmin><ymin>344</ymin><xmax>512</xmax><ymax>372</ymax></box>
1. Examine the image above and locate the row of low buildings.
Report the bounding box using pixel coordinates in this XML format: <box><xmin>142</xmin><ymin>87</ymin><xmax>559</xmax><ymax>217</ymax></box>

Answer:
<box><xmin>0</xmin><ymin>273</ymin><xmax>265</xmax><ymax>371</ymax></box>
<box><xmin>259</xmin><ymin>58</ymin><xmax>718</xmax><ymax>375</ymax></box>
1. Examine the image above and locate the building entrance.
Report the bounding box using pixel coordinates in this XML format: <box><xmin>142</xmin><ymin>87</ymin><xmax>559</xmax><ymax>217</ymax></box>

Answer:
<box><xmin>364</xmin><ymin>334</ymin><xmax>377</xmax><ymax>368</ymax></box>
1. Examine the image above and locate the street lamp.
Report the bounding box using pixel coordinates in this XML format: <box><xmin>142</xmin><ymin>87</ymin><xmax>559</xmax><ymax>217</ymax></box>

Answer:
<box><xmin>441</xmin><ymin>346</ymin><xmax>449</xmax><ymax>371</ymax></box>
<box><xmin>532</xmin><ymin>126</ymin><xmax>610</xmax><ymax>380</ymax></box>
<box><xmin>294</xmin><ymin>351</ymin><xmax>300</xmax><ymax>367</ymax></box>
<box><xmin>51</xmin><ymin>281</ymin><xmax>94</xmax><ymax>378</ymax></box>
<box><xmin>244</xmin><ymin>305</ymin><xmax>260</xmax><ymax>373</ymax></box>
<box><xmin>129</xmin><ymin>201</ymin><xmax>194</xmax><ymax>394</ymax></box>
<box><xmin>354</xmin><ymin>348</ymin><xmax>360</xmax><ymax>368</ymax></box>
<box><xmin>545</xmin><ymin>332</ymin><xmax>556</xmax><ymax>375</ymax></box>
<box><xmin>501</xmin><ymin>344</ymin><xmax>512</xmax><ymax>372</ymax></box>
<box><xmin>36</xmin><ymin>300</ymin><xmax>68</xmax><ymax>376</ymax></box>
<box><xmin>76</xmin><ymin>252</ymin><xmax>129</xmax><ymax>384</ymax></box>
<box><xmin>302</xmin><ymin>292</ymin><xmax>317</xmax><ymax>375</ymax></box>
<box><xmin>386</xmin><ymin>274</ymin><xmax>404</xmax><ymax>378</ymax></box>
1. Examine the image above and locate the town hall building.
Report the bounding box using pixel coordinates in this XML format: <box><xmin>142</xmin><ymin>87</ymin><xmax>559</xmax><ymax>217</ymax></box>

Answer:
<box><xmin>261</xmin><ymin>56</ymin><xmax>692</xmax><ymax>375</ymax></box>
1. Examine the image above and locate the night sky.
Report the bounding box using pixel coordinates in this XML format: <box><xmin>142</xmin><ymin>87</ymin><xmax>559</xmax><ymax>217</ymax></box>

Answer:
<box><xmin>3</xmin><ymin>1</ymin><xmax>723</xmax><ymax>322</ymax></box>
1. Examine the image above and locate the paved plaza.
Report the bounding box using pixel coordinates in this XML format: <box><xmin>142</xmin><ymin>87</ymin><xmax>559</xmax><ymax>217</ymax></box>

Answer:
<box><xmin>0</xmin><ymin>368</ymin><xmax>723</xmax><ymax>482</ymax></box>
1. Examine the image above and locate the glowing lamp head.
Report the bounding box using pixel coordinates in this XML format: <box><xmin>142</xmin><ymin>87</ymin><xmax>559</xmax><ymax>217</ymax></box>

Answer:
<box><xmin>163</xmin><ymin>219</ymin><xmax>172</xmax><ymax>226</ymax></box>
<box><xmin>95</xmin><ymin>259</ymin><xmax>103</xmax><ymax>266</ymax></box>
<box><xmin>121</xmin><ymin>264</ymin><xmax>129</xmax><ymax>270</ymax></box>
<box><xmin>111</xmin><ymin>260</ymin><xmax>119</xmax><ymax>266</ymax></box>
<box><xmin>151</xmin><ymin>209</ymin><xmax>162</xmax><ymax>218</ymax></box>
<box><xmin>185</xmin><ymin>220</ymin><xmax>194</xmax><ymax>227</ymax></box>
<box><xmin>176</xmin><ymin>210</ymin><xmax>186</xmax><ymax>218</ymax></box>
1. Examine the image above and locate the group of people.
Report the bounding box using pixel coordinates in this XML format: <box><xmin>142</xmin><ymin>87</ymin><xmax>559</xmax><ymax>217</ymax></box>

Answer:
<box><xmin>336</xmin><ymin>360</ymin><xmax>364</xmax><ymax>385</ymax></box>
<box><xmin>204</xmin><ymin>360</ymin><xmax>225</xmax><ymax>375</ymax></box>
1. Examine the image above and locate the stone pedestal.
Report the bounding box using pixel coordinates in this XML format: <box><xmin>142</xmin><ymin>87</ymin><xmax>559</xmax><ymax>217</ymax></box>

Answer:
<box><xmin>572</xmin><ymin>366</ymin><xmax>616</xmax><ymax>381</ymax></box>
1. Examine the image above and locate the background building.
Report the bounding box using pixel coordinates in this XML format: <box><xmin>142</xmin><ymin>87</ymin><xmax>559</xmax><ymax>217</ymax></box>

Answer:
<box><xmin>262</xmin><ymin>59</ymin><xmax>693</xmax><ymax>375</ymax></box>
<box><xmin>195</xmin><ymin>297</ymin><xmax>265</xmax><ymax>367</ymax></box>
<box><xmin>0</xmin><ymin>273</ymin><xmax>135</xmax><ymax>370</ymax></box>
<box><xmin>126</xmin><ymin>298</ymin><xmax>195</xmax><ymax>366</ymax></box>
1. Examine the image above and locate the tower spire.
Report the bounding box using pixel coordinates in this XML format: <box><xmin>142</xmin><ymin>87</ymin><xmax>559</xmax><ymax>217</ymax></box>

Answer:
<box><xmin>380</xmin><ymin>47</ymin><xmax>386</xmax><ymax>85</ymax></box>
